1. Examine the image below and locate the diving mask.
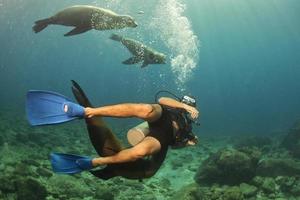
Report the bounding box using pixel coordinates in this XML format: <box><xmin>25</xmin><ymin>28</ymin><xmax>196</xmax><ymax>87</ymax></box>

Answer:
<box><xmin>181</xmin><ymin>95</ymin><xmax>196</xmax><ymax>107</ymax></box>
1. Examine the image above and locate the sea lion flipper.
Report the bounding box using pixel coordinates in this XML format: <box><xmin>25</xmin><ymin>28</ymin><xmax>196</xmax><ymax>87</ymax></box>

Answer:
<box><xmin>64</xmin><ymin>26</ymin><xmax>91</xmax><ymax>36</ymax></box>
<box><xmin>110</xmin><ymin>33</ymin><xmax>123</xmax><ymax>42</ymax></box>
<box><xmin>122</xmin><ymin>57</ymin><xmax>141</xmax><ymax>65</ymax></box>
<box><xmin>33</xmin><ymin>18</ymin><xmax>52</xmax><ymax>33</ymax></box>
<box><xmin>141</xmin><ymin>62</ymin><xmax>148</xmax><ymax>68</ymax></box>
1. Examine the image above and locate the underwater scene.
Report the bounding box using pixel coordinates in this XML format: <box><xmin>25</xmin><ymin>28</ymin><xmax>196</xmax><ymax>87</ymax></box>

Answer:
<box><xmin>1</xmin><ymin>0</ymin><xmax>300</xmax><ymax>199</ymax></box>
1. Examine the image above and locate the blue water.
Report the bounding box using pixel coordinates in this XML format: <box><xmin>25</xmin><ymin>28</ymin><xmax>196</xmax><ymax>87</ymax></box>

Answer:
<box><xmin>0</xmin><ymin>0</ymin><xmax>300</xmax><ymax>136</ymax></box>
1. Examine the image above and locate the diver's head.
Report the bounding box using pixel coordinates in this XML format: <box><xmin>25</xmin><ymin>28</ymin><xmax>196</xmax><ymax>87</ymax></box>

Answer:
<box><xmin>170</xmin><ymin>109</ymin><xmax>198</xmax><ymax>149</ymax></box>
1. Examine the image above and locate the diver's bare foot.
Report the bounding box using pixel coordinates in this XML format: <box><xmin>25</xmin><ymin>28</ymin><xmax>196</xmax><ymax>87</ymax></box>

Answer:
<box><xmin>85</xmin><ymin>107</ymin><xmax>93</xmax><ymax>118</ymax></box>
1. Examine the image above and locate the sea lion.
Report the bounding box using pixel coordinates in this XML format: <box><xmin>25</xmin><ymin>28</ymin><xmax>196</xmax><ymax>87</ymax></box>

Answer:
<box><xmin>33</xmin><ymin>5</ymin><xmax>138</xmax><ymax>36</ymax></box>
<box><xmin>110</xmin><ymin>34</ymin><xmax>166</xmax><ymax>68</ymax></box>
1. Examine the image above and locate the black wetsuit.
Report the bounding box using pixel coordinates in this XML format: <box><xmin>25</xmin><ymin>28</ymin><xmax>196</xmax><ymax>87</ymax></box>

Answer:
<box><xmin>90</xmin><ymin>105</ymin><xmax>176</xmax><ymax>180</ymax></box>
<box><xmin>71</xmin><ymin>80</ymin><xmax>176</xmax><ymax>180</ymax></box>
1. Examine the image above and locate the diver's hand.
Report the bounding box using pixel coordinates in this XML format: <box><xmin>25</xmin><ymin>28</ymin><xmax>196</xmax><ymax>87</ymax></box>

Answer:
<box><xmin>183</xmin><ymin>104</ymin><xmax>199</xmax><ymax>119</ymax></box>
<box><xmin>187</xmin><ymin>140</ymin><xmax>196</xmax><ymax>146</ymax></box>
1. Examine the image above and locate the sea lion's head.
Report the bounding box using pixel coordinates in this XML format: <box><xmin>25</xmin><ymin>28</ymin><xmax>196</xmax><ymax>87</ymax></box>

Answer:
<box><xmin>120</xmin><ymin>15</ymin><xmax>138</xmax><ymax>28</ymax></box>
<box><xmin>148</xmin><ymin>52</ymin><xmax>166</xmax><ymax>64</ymax></box>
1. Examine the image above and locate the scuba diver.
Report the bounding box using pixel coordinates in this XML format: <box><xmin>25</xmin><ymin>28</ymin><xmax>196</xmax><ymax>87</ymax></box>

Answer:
<box><xmin>26</xmin><ymin>80</ymin><xmax>200</xmax><ymax>180</ymax></box>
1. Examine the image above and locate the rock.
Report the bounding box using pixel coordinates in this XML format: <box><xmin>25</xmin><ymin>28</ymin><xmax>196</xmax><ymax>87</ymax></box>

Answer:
<box><xmin>290</xmin><ymin>178</ymin><xmax>300</xmax><ymax>196</ymax></box>
<box><xmin>126</xmin><ymin>180</ymin><xmax>145</xmax><ymax>190</ymax></box>
<box><xmin>36</xmin><ymin>167</ymin><xmax>53</xmax><ymax>178</ymax></box>
<box><xmin>210</xmin><ymin>185</ymin><xmax>224</xmax><ymax>199</ymax></box>
<box><xmin>261</xmin><ymin>177</ymin><xmax>276</xmax><ymax>194</ymax></box>
<box><xmin>172</xmin><ymin>183</ymin><xmax>203</xmax><ymax>200</ymax></box>
<box><xmin>239</xmin><ymin>183</ymin><xmax>258</xmax><ymax>197</ymax></box>
<box><xmin>195</xmin><ymin>148</ymin><xmax>260</xmax><ymax>185</ymax></box>
<box><xmin>16</xmin><ymin>178</ymin><xmax>48</xmax><ymax>200</ymax></box>
<box><xmin>0</xmin><ymin>135</ymin><xmax>4</xmax><ymax>146</ymax></box>
<box><xmin>21</xmin><ymin>159</ymin><xmax>40</xmax><ymax>167</ymax></box>
<box><xmin>0</xmin><ymin>176</ymin><xmax>16</xmax><ymax>193</ymax></box>
<box><xmin>256</xmin><ymin>158</ymin><xmax>300</xmax><ymax>177</ymax></box>
<box><xmin>95</xmin><ymin>190</ymin><xmax>115</xmax><ymax>200</ymax></box>
<box><xmin>276</xmin><ymin>176</ymin><xmax>295</xmax><ymax>192</ymax></box>
<box><xmin>281</xmin><ymin>119</ymin><xmax>300</xmax><ymax>158</ymax></box>
<box><xmin>251</xmin><ymin>176</ymin><xmax>264</xmax><ymax>187</ymax></box>
<box><xmin>14</xmin><ymin>163</ymin><xmax>36</xmax><ymax>177</ymax></box>
<box><xmin>15</xmin><ymin>132</ymin><xmax>28</xmax><ymax>144</ymax></box>
<box><xmin>47</xmin><ymin>176</ymin><xmax>92</xmax><ymax>198</ymax></box>
<box><xmin>238</xmin><ymin>147</ymin><xmax>262</xmax><ymax>163</ymax></box>
<box><xmin>223</xmin><ymin>186</ymin><xmax>244</xmax><ymax>200</ymax></box>
<box><xmin>171</xmin><ymin>159</ymin><xmax>184</xmax><ymax>169</ymax></box>
<box><xmin>255</xmin><ymin>196</ymin><xmax>269</xmax><ymax>200</ymax></box>
<box><xmin>142</xmin><ymin>194</ymin><xmax>157</xmax><ymax>200</ymax></box>
<box><xmin>0</xmin><ymin>164</ymin><xmax>4</xmax><ymax>172</ymax></box>
<box><xmin>268</xmin><ymin>193</ymin><xmax>276</xmax><ymax>199</ymax></box>
<box><xmin>27</xmin><ymin>132</ymin><xmax>48</xmax><ymax>146</ymax></box>
<box><xmin>160</xmin><ymin>178</ymin><xmax>171</xmax><ymax>188</ymax></box>
<box><xmin>234</xmin><ymin>136</ymin><xmax>272</xmax><ymax>149</ymax></box>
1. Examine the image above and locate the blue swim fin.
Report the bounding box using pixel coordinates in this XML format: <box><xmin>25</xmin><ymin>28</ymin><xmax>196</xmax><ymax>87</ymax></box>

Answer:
<box><xmin>50</xmin><ymin>153</ymin><xmax>93</xmax><ymax>174</ymax></box>
<box><xmin>26</xmin><ymin>90</ymin><xmax>85</xmax><ymax>126</ymax></box>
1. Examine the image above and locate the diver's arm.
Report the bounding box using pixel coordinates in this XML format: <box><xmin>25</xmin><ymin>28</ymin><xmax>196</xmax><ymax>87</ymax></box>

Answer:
<box><xmin>92</xmin><ymin>137</ymin><xmax>161</xmax><ymax>166</ymax></box>
<box><xmin>85</xmin><ymin>103</ymin><xmax>161</xmax><ymax>121</ymax></box>
<box><xmin>158</xmin><ymin>97</ymin><xmax>186</xmax><ymax>109</ymax></box>
<box><xmin>158</xmin><ymin>97</ymin><xmax>199</xmax><ymax>119</ymax></box>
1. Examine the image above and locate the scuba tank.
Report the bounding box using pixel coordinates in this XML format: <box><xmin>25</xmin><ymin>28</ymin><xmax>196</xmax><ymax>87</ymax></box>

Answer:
<box><xmin>127</xmin><ymin>122</ymin><xmax>150</xmax><ymax>146</ymax></box>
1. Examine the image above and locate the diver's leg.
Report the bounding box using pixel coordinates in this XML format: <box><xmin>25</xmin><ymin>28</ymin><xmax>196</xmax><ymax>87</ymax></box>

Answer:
<box><xmin>92</xmin><ymin>136</ymin><xmax>161</xmax><ymax>166</ymax></box>
<box><xmin>85</xmin><ymin>104</ymin><xmax>162</xmax><ymax>122</ymax></box>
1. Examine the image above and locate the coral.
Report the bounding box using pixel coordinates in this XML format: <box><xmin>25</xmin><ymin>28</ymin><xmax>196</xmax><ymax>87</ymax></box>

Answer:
<box><xmin>36</xmin><ymin>167</ymin><xmax>53</xmax><ymax>178</ymax></box>
<box><xmin>141</xmin><ymin>194</ymin><xmax>157</xmax><ymax>200</ymax></box>
<box><xmin>171</xmin><ymin>183</ymin><xmax>204</xmax><ymax>200</ymax></box>
<box><xmin>15</xmin><ymin>178</ymin><xmax>48</xmax><ymax>200</ymax></box>
<box><xmin>256</xmin><ymin>158</ymin><xmax>300</xmax><ymax>177</ymax></box>
<box><xmin>21</xmin><ymin>158</ymin><xmax>41</xmax><ymax>167</ymax></box>
<box><xmin>290</xmin><ymin>179</ymin><xmax>300</xmax><ymax>196</ymax></box>
<box><xmin>173</xmin><ymin>184</ymin><xmax>257</xmax><ymax>200</ymax></box>
<box><xmin>47</xmin><ymin>175</ymin><xmax>93</xmax><ymax>199</ymax></box>
<box><xmin>0</xmin><ymin>135</ymin><xmax>4</xmax><ymax>146</ymax></box>
<box><xmin>95</xmin><ymin>189</ymin><xmax>115</xmax><ymax>200</ymax></box>
<box><xmin>0</xmin><ymin>176</ymin><xmax>16</xmax><ymax>193</ymax></box>
<box><xmin>171</xmin><ymin>159</ymin><xmax>184</xmax><ymax>169</ymax></box>
<box><xmin>195</xmin><ymin>148</ymin><xmax>261</xmax><ymax>185</ymax></box>
<box><xmin>261</xmin><ymin>177</ymin><xmax>276</xmax><ymax>194</ymax></box>
<box><xmin>234</xmin><ymin>136</ymin><xmax>272</xmax><ymax>149</ymax></box>
<box><xmin>276</xmin><ymin>176</ymin><xmax>296</xmax><ymax>193</ymax></box>
<box><xmin>239</xmin><ymin>183</ymin><xmax>258</xmax><ymax>198</ymax></box>
<box><xmin>281</xmin><ymin>119</ymin><xmax>300</xmax><ymax>158</ymax></box>
<box><xmin>223</xmin><ymin>186</ymin><xmax>244</xmax><ymax>200</ymax></box>
<box><xmin>14</xmin><ymin>162</ymin><xmax>37</xmax><ymax>177</ymax></box>
<box><xmin>238</xmin><ymin>147</ymin><xmax>262</xmax><ymax>165</ymax></box>
<box><xmin>251</xmin><ymin>176</ymin><xmax>264</xmax><ymax>187</ymax></box>
<box><xmin>160</xmin><ymin>178</ymin><xmax>171</xmax><ymax>188</ymax></box>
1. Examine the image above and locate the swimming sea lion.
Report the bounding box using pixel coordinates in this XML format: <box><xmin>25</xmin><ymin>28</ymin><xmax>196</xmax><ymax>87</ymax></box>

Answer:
<box><xmin>33</xmin><ymin>5</ymin><xmax>138</xmax><ymax>36</ymax></box>
<box><xmin>110</xmin><ymin>34</ymin><xmax>166</xmax><ymax>68</ymax></box>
